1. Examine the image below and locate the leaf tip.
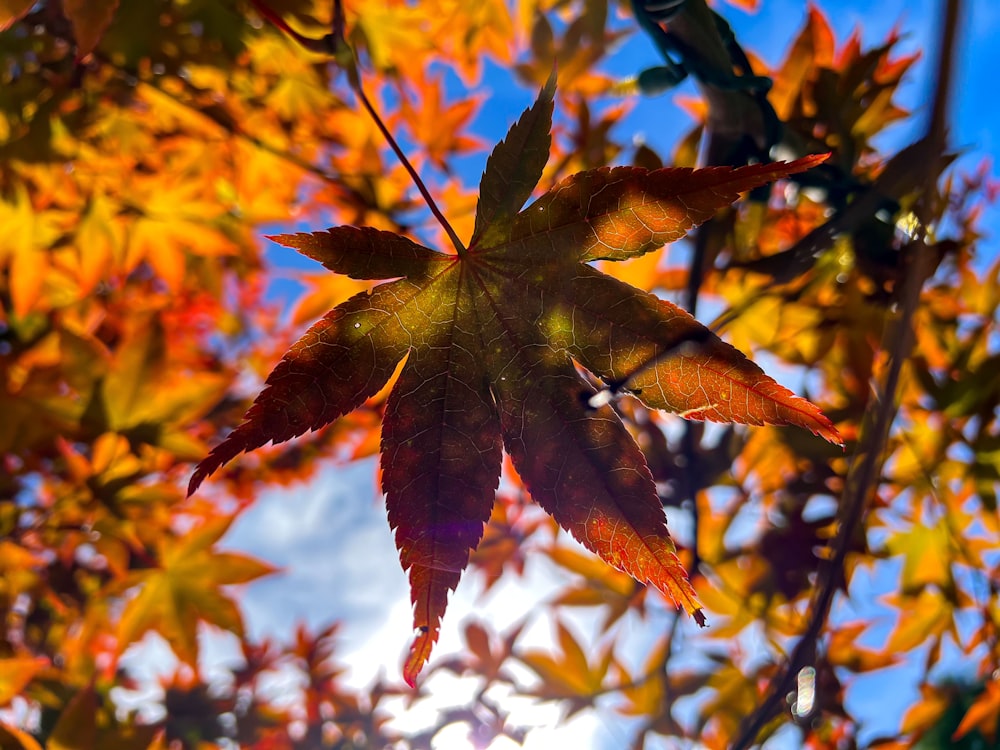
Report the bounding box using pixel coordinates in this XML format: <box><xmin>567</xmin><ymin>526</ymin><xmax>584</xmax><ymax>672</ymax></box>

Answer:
<box><xmin>403</xmin><ymin>626</ymin><xmax>437</xmax><ymax>688</ymax></box>
<box><xmin>692</xmin><ymin>608</ymin><xmax>708</xmax><ymax>628</ymax></box>
<box><xmin>783</xmin><ymin>151</ymin><xmax>832</xmax><ymax>173</ymax></box>
<box><xmin>187</xmin><ymin>456</ymin><xmax>225</xmax><ymax>496</ymax></box>
<box><xmin>543</xmin><ymin>64</ymin><xmax>557</xmax><ymax>100</ymax></box>
<box><xmin>187</xmin><ymin>432</ymin><xmax>248</xmax><ymax>497</ymax></box>
<box><xmin>809</xmin><ymin>410</ymin><xmax>844</xmax><ymax>448</ymax></box>
<box><xmin>265</xmin><ymin>233</ymin><xmax>305</xmax><ymax>250</ymax></box>
<box><xmin>186</xmin><ymin>469</ymin><xmax>205</xmax><ymax>498</ymax></box>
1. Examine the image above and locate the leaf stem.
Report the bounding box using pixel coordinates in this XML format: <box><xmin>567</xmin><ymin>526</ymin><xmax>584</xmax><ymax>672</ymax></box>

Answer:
<box><xmin>350</xmin><ymin>80</ymin><xmax>467</xmax><ymax>255</ymax></box>
<box><xmin>249</xmin><ymin>0</ymin><xmax>466</xmax><ymax>255</ymax></box>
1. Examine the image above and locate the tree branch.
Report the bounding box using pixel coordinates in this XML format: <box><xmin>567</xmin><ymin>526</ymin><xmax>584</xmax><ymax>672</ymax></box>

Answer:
<box><xmin>729</xmin><ymin>2</ymin><xmax>962</xmax><ymax>747</ymax></box>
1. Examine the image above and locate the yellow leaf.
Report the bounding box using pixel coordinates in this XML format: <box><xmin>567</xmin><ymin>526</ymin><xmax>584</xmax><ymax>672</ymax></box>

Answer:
<box><xmin>547</xmin><ymin>545</ymin><xmax>636</xmax><ymax>598</ymax></box>
<box><xmin>519</xmin><ymin>620</ymin><xmax>612</xmax><ymax>703</ymax></box>
<box><xmin>232</xmin><ymin>146</ymin><xmax>301</xmax><ymax>224</ymax></box>
<box><xmin>93</xmin><ymin>317</ymin><xmax>228</xmax><ymax>449</ymax></box>
<box><xmin>883</xmin><ymin>589</ymin><xmax>954</xmax><ymax>652</ymax></box>
<box><xmin>0</xmin><ymin>657</ymin><xmax>47</xmax><ymax>706</ymax></box>
<box><xmin>91</xmin><ymin>432</ymin><xmax>141</xmax><ymax>481</ymax></box>
<box><xmin>430</xmin><ymin>0</ymin><xmax>515</xmax><ymax>83</ymax></box>
<box><xmin>885</xmin><ymin>521</ymin><xmax>954</xmax><ymax>595</ymax></box>
<box><xmin>350</xmin><ymin>1</ymin><xmax>433</xmax><ymax>73</ymax></box>
<box><xmin>291</xmin><ymin>271</ymin><xmax>370</xmax><ymax>328</ymax></box>
<box><xmin>72</xmin><ymin>193</ymin><xmax>123</xmax><ymax>293</ymax></box>
<box><xmin>117</xmin><ymin>516</ymin><xmax>275</xmax><ymax>665</ymax></box>
<box><xmin>266</xmin><ymin>74</ymin><xmax>335</xmax><ymax>123</ymax></box>
<box><xmin>597</xmin><ymin>249</ymin><xmax>662</xmax><ymax>293</ymax></box>
<box><xmin>124</xmin><ymin>172</ymin><xmax>236</xmax><ymax>290</ymax></box>
<box><xmin>0</xmin><ymin>185</ymin><xmax>65</xmax><ymax>317</ymax></box>
<box><xmin>701</xmin><ymin>661</ymin><xmax>762</xmax><ymax>736</ymax></box>
<box><xmin>616</xmin><ymin>635</ymin><xmax>672</xmax><ymax>717</ymax></box>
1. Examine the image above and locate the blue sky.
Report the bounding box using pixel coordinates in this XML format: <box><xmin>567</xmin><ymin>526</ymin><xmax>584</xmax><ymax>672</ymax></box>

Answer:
<box><xmin>208</xmin><ymin>2</ymin><xmax>1000</xmax><ymax>747</ymax></box>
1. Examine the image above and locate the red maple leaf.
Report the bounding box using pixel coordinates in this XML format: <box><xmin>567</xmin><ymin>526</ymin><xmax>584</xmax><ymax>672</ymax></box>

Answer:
<box><xmin>190</xmin><ymin>73</ymin><xmax>841</xmax><ymax>685</ymax></box>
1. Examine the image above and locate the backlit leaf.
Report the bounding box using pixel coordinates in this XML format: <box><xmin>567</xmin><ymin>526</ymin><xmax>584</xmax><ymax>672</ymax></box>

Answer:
<box><xmin>47</xmin><ymin>686</ymin><xmax>97</xmax><ymax>750</ymax></box>
<box><xmin>190</xmin><ymin>77</ymin><xmax>841</xmax><ymax>684</ymax></box>
<box><xmin>901</xmin><ymin>684</ymin><xmax>952</xmax><ymax>736</ymax></box>
<box><xmin>400</xmin><ymin>72</ymin><xmax>484</xmax><ymax>172</ymax></box>
<box><xmin>117</xmin><ymin>516</ymin><xmax>275</xmax><ymax>665</ymax></box>
<box><xmin>0</xmin><ymin>656</ymin><xmax>47</xmax><ymax>706</ymax></box>
<box><xmin>471</xmin><ymin>68</ymin><xmax>555</xmax><ymax>246</ymax></box>
<box><xmin>519</xmin><ymin>620</ymin><xmax>613</xmax><ymax>709</ymax></box>
<box><xmin>883</xmin><ymin>589</ymin><xmax>955</xmax><ymax>653</ymax></box>
<box><xmin>0</xmin><ymin>723</ymin><xmax>43</xmax><ymax>750</ymax></box>
<box><xmin>953</xmin><ymin>680</ymin><xmax>1000</xmax><ymax>743</ymax></box>
<box><xmin>770</xmin><ymin>6</ymin><xmax>834</xmax><ymax>120</ymax></box>
<box><xmin>0</xmin><ymin>0</ymin><xmax>32</xmax><ymax>32</ymax></box>
<box><xmin>886</xmin><ymin>522</ymin><xmax>955</xmax><ymax>596</ymax></box>
<box><xmin>63</xmin><ymin>0</ymin><xmax>120</xmax><ymax>57</ymax></box>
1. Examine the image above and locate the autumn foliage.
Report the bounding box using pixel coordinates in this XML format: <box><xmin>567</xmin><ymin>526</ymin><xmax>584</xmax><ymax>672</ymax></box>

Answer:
<box><xmin>1</xmin><ymin>0</ymin><xmax>998</xmax><ymax>749</ymax></box>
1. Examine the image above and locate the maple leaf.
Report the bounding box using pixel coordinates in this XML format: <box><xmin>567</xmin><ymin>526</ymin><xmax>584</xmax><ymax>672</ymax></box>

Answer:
<box><xmin>399</xmin><ymin>72</ymin><xmax>484</xmax><ymax>172</ymax></box>
<box><xmin>117</xmin><ymin>516</ymin><xmax>275</xmax><ymax>666</ymax></box>
<box><xmin>519</xmin><ymin>619</ymin><xmax>615</xmax><ymax>713</ymax></box>
<box><xmin>189</xmin><ymin>73</ymin><xmax>841</xmax><ymax>685</ymax></box>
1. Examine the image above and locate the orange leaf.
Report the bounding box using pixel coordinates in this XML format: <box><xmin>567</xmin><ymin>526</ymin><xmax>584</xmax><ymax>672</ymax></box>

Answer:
<box><xmin>953</xmin><ymin>680</ymin><xmax>1000</xmax><ymax>743</ymax></box>
<box><xmin>117</xmin><ymin>516</ymin><xmax>275</xmax><ymax>665</ymax></box>
<box><xmin>0</xmin><ymin>0</ymin><xmax>33</xmax><ymax>31</ymax></box>
<box><xmin>400</xmin><ymin>72</ymin><xmax>484</xmax><ymax>171</ymax></box>
<box><xmin>62</xmin><ymin>0</ymin><xmax>120</xmax><ymax>57</ymax></box>
<box><xmin>827</xmin><ymin>622</ymin><xmax>898</xmax><ymax>672</ymax></box>
<box><xmin>0</xmin><ymin>657</ymin><xmax>47</xmax><ymax>706</ymax></box>
<box><xmin>47</xmin><ymin>686</ymin><xmax>97</xmax><ymax>750</ymax></box>
<box><xmin>901</xmin><ymin>684</ymin><xmax>951</xmax><ymax>736</ymax></box>
<box><xmin>0</xmin><ymin>722</ymin><xmax>43</xmax><ymax>750</ymax></box>
<box><xmin>770</xmin><ymin>5</ymin><xmax>835</xmax><ymax>120</ymax></box>
<box><xmin>883</xmin><ymin>589</ymin><xmax>954</xmax><ymax>653</ymax></box>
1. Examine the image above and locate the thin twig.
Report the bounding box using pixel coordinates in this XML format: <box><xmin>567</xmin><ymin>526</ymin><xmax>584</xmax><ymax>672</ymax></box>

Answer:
<box><xmin>729</xmin><ymin>2</ymin><xmax>961</xmax><ymax>747</ymax></box>
<box><xmin>351</xmin><ymin>81</ymin><xmax>467</xmax><ymax>255</ymax></box>
<box><xmin>249</xmin><ymin>0</ymin><xmax>467</xmax><ymax>255</ymax></box>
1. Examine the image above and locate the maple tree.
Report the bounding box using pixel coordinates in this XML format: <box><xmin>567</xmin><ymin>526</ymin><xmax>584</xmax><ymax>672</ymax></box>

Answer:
<box><xmin>1</xmin><ymin>0</ymin><xmax>997</xmax><ymax>749</ymax></box>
